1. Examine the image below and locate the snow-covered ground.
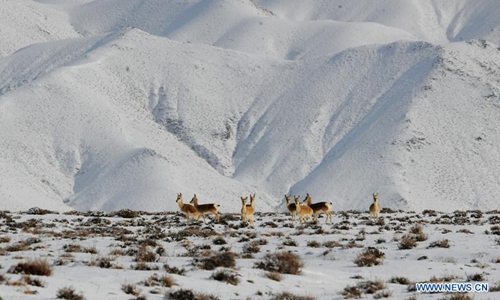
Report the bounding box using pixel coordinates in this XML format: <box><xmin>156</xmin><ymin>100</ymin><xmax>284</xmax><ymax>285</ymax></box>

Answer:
<box><xmin>0</xmin><ymin>208</ymin><xmax>499</xmax><ymax>299</ymax></box>
<box><xmin>1</xmin><ymin>0</ymin><xmax>500</xmax><ymax>213</ymax></box>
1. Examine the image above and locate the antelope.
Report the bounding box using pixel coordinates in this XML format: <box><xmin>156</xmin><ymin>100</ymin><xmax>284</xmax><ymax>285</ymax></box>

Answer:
<box><xmin>241</xmin><ymin>194</ymin><xmax>256</xmax><ymax>227</ymax></box>
<box><xmin>241</xmin><ymin>196</ymin><xmax>249</xmax><ymax>223</ymax></box>
<box><xmin>369</xmin><ymin>193</ymin><xmax>381</xmax><ymax>219</ymax></box>
<box><xmin>294</xmin><ymin>195</ymin><xmax>313</xmax><ymax>224</ymax></box>
<box><xmin>284</xmin><ymin>194</ymin><xmax>297</xmax><ymax>222</ymax></box>
<box><xmin>176</xmin><ymin>193</ymin><xmax>200</xmax><ymax>222</ymax></box>
<box><xmin>303</xmin><ymin>193</ymin><xmax>333</xmax><ymax>224</ymax></box>
<box><xmin>189</xmin><ymin>194</ymin><xmax>220</xmax><ymax>224</ymax></box>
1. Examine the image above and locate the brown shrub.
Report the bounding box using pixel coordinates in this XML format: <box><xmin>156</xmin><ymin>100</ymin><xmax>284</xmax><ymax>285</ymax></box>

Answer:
<box><xmin>90</xmin><ymin>256</ymin><xmax>113</xmax><ymax>268</ymax></box>
<box><xmin>243</xmin><ymin>241</ymin><xmax>261</xmax><ymax>254</ymax></box>
<box><xmin>398</xmin><ymin>235</ymin><xmax>418</xmax><ymax>250</ymax></box>
<box><xmin>389</xmin><ymin>276</ymin><xmax>410</xmax><ymax>285</ymax></box>
<box><xmin>357</xmin><ymin>279</ymin><xmax>386</xmax><ymax>294</ymax></box>
<box><xmin>164</xmin><ymin>263</ymin><xmax>186</xmax><ymax>276</ymax></box>
<box><xmin>254</xmin><ymin>252</ymin><xmax>303</xmax><ymax>275</ymax></box>
<box><xmin>428</xmin><ymin>239</ymin><xmax>450</xmax><ymax>248</ymax></box>
<box><xmin>195</xmin><ymin>251</ymin><xmax>236</xmax><ymax>270</ymax></box>
<box><xmin>341</xmin><ymin>285</ymin><xmax>362</xmax><ymax>299</ymax></box>
<box><xmin>23</xmin><ymin>275</ymin><xmax>45</xmax><ymax>287</ymax></box>
<box><xmin>121</xmin><ymin>283</ymin><xmax>141</xmax><ymax>296</ymax></box>
<box><xmin>9</xmin><ymin>259</ymin><xmax>52</xmax><ymax>276</ymax></box>
<box><xmin>136</xmin><ymin>245</ymin><xmax>157</xmax><ymax>262</ymax></box>
<box><xmin>112</xmin><ymin>209</ymin><xmax>138</xmax><ymax>218</ymax></box>
<box><xmin>323</xmin><ymin>240</ymin><xmax>342</xmax><ymax>248</ymax></box>
<box><xmin>211</xmin><ymin>269</ymin><xmax>240</xmax><ymax>285</ymax></box>
<box><xmin>143</xmin><ymin>273</ymin><xmax>176</xmax><ymax>287</ymax></box>
<box><xmin>56</xmin><ymin>286</ymin><xmax>85</xmax><ymax>300</ymax></box>
<box><xmin>307</xmin><ymin>240</ymin><xmax>321</xmax><ymax>248</ymax></box>
<box><xmin>354</xmin><ymin>247</ymin><xmax>385</xmax><ymax>267</ymax></box>
<box><xmin>265</xmin><ymin>271</ymin><xmax>284</xmax><ymax>282</ymax></box>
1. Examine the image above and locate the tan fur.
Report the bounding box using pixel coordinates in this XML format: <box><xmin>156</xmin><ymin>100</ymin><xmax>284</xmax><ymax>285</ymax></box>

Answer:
<box><xmin>285</xmin><ymin>194</ymin><xmax>297</xmax><ymax>222</ymax></box>
<box><xmin>369</xmin><ymin>193</ymin><xmax>381</xmax><ymax>219</ymax></box>
<box><xmin>294</xmin><ymin>195</ymin><xmax>313</xmax><ymax>224</ymax></box>
<box><xmin>303</xmin><ymin>193</ymin><xmax>333</xmax><ymax>224</ymax></box>
<box><xmin>176</xmin><ymin>193</ymin><xmax>200</xmax><ymax>221</ymax></box>
<box><xmin>190</xmin><ymin>194</ymin><xmax>220</xmax><ymax>224</ymax></box>
<box><xmin>241</xmin><ymin>194</ymin><xmax>256</xmax><ymax>226</ymax></box>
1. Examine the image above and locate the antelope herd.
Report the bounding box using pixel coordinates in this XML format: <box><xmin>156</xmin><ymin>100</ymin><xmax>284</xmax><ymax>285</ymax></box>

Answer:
<box><xmin>176</xmin><ymin>192</ymin><xmax>382</xmax><ymax>226</ymax></box>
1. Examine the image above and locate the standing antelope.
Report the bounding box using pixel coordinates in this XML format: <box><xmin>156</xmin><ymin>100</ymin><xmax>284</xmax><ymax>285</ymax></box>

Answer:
<box><xmin>190</xmin><ymin>194</ymin><xmax>220</xmax><ymax>224</ymax></box>
<box><xmin>285</xmin><ymin>194</ymin><xmax>297</xmax><ymax>222</ymax></box>
<box><xmin>241</xmin><ymin>196</ymin><xmax>249</xmax><ymax>223</ymax></box>
<box><xmin>295</xmin><ymin>195</ymin><xmax>313</xmax><ymax>224</ymax></box>
<box><xmin>369</xmin><ymin>193</ymin><xmax>381</xmax><ymax>219</ymax></box>
<box><xmin>176</xmin><ymin>193</ymin><xmax>200</xmax><ymax>222</ymax></box>
<box><xmin>303</xmin><ymin>193</ymin><xmax>333</xmax><ymax>224</ymax></box>
<box><xmin>241</xmin><ymin>194</ymin><xmax>256</xmax><ymax>227</ymax></box>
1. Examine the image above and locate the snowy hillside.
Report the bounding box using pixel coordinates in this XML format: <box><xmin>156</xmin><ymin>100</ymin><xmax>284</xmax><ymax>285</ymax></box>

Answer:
<box><xmin>0</xmin><ymin>0</ymin><xmax>499</xmax><ymax>212</ymax></box>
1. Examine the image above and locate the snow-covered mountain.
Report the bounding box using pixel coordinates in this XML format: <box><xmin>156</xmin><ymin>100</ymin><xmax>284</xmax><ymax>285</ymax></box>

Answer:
<box><xmin>1</xmin><ymin>0</ymin><xmax>499</xmax><ymax>212</ymax></box>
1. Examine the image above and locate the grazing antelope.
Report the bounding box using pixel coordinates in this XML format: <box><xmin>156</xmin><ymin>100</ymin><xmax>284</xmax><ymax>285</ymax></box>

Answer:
<box><xmin>303</xmin><ymin>193</ymin><xmax>333</xmax><ymax>224</ymax></box>
<box><xmin>284</xmin><ymin>194</ymin><xmax>297</xmax><ymax>222</ymax></box>
<box><xmin>176</xmin><ymin>193</ymin><xmax>200</xmax><ymax>222</ymax></box>
<box><xmin>190</xmin><ymin>194</ymin><xmax>220</xmax><ymax>224</ymax></box>
<box><xmin>369</xmin><ymin>193</ymin><xmax>381</xmax><ymax>219</ymax></box>
<box><xmin>241</xmin><ymin>194</ymin><xmax>256</xmax><ymax>227</ymax></box>
<box><xmin>294</xmin><ymin>195</ymin><xmax>313</xmax><ymax>224</ymax></box>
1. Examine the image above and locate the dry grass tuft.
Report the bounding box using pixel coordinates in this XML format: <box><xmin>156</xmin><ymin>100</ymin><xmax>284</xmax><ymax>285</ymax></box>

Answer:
<box><xmin>428</xmin><ymin>239</ymin><xmax>450</xmax><ymax>248</ymax></box>
<box><xmin>56</xmin><ymin>286</ymin><xmax>85</xmax><ymax>300</ymax></box>
<box><xmin>354</xmin><ymin>247</ymin><xmax>385</xmax><ymax>267</ymax></box>
<box><xmin>390</xmin><ymin>276</ymin><xmax>410</xmax><ymax>285</ymax></box>
<box><xmin>195</xmin><ymin>251</ymin><xmax>237</xmax><ymax>270</ymax></box>
<box><xmin>211</xmin><ymin>269</ymin><xmax>240</xmax><ymax>285</ymax></box>
<box><xmin>398</xmin><ymin>235</ymin><xmax>418</xmax><ymax>250</ymax></box>
<box><xmin>254</xmin><ymin>251</ymin><xmax>303</xmax><ymax>275</ymax></box>
<box><xmin>307</xmin><ymin>240</ymin><xmax>321</xmax><ymax>248</ymax></box>
<box><xmin>341</xmin><ymin>285</ymin><xmax>362</xmax><ymax>299</ymax></box>
<box><xmin>136</xmin><ymin>245</ymin><xmax>157</xmax><ymax>262</ymax></box>
<box><xmin>9</xmin><ymin>258</ymin><xmax>52</xmax><ymax>276</ymax></box>
<box><xmin>121</xmin><ymin>283</ymin><xmax>141</xmax><ymax>296</ymax></box>
<box><xmin>265</xmin><ymin>271</ymin><xmax>284</xmax><ymax>282</ymax></box>
<box><xmin>23</xmin><ymin>275</ymin><xmax>45</xmax><ymax>287</ymax></box>
<box><xmin>163</xmin><ymin>263</ymin><xmax>186</xmax><ymax>276</ymax></box>
<box><xmin>143</xmin><ymin>273</ymin><xmax>176</xmax><ymax>287</ymax></box>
